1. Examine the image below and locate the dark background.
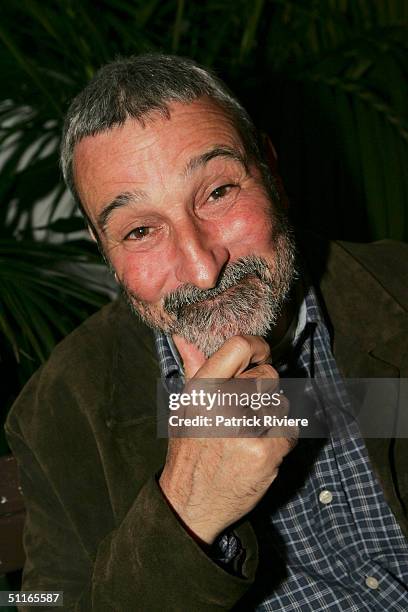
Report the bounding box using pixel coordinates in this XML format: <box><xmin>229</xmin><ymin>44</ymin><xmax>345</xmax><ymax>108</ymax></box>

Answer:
<box><xmin>0</xmin><ymin>0</ymin><xmax>407</xmax><ymax>455</ymax></box>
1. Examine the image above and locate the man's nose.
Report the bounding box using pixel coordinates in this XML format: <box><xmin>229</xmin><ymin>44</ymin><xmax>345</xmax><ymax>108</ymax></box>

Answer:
<box><xmin>174</xmin><ymin>218</ymin><xmax>229</xmax><ymax>289</ymax></box>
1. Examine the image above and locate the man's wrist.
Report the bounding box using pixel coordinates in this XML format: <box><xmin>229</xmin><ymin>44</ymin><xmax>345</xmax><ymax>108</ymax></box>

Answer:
<box><xmin>158</xmin><ymin>472</ymin><xmax>221</xmax><ymax>545</ymax></box>
<box><xmin>157</xmin><ymin>472</ymin><xmax>246</xmax><ymax>577</ymax></box>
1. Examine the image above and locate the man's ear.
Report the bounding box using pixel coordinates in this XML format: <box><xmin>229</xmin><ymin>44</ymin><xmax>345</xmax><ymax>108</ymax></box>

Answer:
<box><xmin>88</xmin><ymin>226</ymin><xmax>97</xmax><ymax>242</ymax></box>
<box><xmin>260</xmin><ymin>132</ymin><xmax>289</xmax><ymax>210</ymax></box>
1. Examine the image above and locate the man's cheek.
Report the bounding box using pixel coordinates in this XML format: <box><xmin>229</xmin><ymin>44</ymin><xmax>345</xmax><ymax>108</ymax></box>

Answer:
<box><xmin>221</xmin><ymin>210</ymin><xmax>274</xmax><ymax>253</ymax></box>
<box><xmin>119</xmin><ymin>256</ymin><xmax>171</xmax><ymax>303</ymax></box>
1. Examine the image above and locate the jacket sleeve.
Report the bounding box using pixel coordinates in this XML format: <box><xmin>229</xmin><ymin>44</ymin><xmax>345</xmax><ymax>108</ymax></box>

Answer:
<box><xmin>4</xmin><ymin>371</ymin><xmax>258</xmax><ymax>612</ymax></box>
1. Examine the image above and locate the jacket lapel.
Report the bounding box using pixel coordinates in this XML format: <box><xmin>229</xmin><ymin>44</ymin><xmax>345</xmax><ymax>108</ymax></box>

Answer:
<box><xmin>104</xmin><ymin>297</ymin><xmax>168</xmax><ymax>487</ymax></box>
<box><xmin>303</xmin><ymin>236</ymin><xmax>408</xmax><ymax>538</ymax></box>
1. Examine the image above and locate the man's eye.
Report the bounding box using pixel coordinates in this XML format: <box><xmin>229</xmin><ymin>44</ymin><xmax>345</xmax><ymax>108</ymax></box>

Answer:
<box><xmin>124</xmin><ymin>226</ymin><xmax>151</xmax><ymax>240</ymax></box>
<box><xmin>208</xmin><ymin>184</ymin><xmax>235</xmax><ymax>201</ymax></box>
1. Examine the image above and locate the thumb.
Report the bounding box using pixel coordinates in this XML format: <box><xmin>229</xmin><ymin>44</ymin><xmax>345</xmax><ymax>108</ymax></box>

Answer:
<box><xmin>172</xmin><ymin>334</ymin><xmax>207</xmax><ymax>378</ymax></box>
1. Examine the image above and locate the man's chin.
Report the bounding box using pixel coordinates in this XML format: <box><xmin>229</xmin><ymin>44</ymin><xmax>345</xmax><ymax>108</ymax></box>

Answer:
<box><xmin>125</xmin><ymin>297</ymin><xmax>266</xmax><ymax>358</ymax></box>
<box><xmin>171</xmin><ymin>308</ymin><xmax>275</xmax><ymax>358</ymax></box>
<box><xmin>125</xmin><ymin>288</ymin><xmax>279</xmax><ymax>358</ymax></box>
<box><xmin>173</xmin><ymin>330</ymin><xmax>237</xmax><ymax>358</ymax></box>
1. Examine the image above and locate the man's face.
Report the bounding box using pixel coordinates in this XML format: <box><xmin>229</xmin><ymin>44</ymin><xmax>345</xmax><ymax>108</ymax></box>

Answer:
<box><xmin>73</xmin><ymin>97</ymin><xmax>296</xmax><ymax>356</ymax></box>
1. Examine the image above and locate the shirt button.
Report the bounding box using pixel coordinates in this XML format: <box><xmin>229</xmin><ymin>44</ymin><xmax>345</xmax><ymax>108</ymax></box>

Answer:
<box><xmin>365</xmin><ymin>576</ymin><xmax>379</xmax><ymax>590</ymax></box>
<box><xmin>319</xmin><ymin>489</ymin><xmax>333</xmax><ymax>504</ymax></box>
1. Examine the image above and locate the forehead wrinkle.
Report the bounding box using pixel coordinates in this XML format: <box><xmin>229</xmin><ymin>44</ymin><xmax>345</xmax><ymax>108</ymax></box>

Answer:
<box><xmin>98</xmin><ymin>189</ymin><xmax>148</xmax><ymax>233</ymax></box>
<box><xmin>78</xmin><ymin>102</ymin><xmax>252</xmax><ymax>233</ymax></box>
<box><xmin>182</xmin><ymin>145</ymin><xmax>249</xmax><ymax>179</ymax></box>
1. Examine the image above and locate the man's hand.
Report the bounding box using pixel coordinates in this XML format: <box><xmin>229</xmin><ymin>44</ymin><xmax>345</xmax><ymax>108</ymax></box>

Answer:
<box><xmin>159</xmin><ymin>335</ymin><xmax>297</xmax><ymax>544</ymax></box>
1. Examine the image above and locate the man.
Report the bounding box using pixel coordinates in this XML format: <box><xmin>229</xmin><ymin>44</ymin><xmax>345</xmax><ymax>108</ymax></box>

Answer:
<box><xmin>5</xmin><ymin>54</ymin><xmax>408</xmax><ymax>611</ymax></box>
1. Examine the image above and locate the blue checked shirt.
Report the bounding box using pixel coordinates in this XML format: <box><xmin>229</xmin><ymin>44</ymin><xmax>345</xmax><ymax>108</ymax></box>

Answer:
<box><xmin>154</xmin><ymin>281</ymin><xmax>408</xmax><ymax>610</ymax></box>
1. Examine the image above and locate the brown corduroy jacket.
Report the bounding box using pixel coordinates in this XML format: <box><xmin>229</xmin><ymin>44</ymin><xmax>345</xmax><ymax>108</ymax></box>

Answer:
<box><xmin>5</xmin><ymin>237</ymin><xmax>408</xmax><ymax>611</ymax></box>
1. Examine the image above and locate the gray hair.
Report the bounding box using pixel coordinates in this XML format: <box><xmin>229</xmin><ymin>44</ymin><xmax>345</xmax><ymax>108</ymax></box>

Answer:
<box><xmin>60</xmin><ymin>53</ymin><xmax>277</xmax><ymax>228</ymax></box>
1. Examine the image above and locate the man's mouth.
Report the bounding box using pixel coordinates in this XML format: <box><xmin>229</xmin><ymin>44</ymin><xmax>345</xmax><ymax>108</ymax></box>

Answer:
<box><xmin>176</xmin><ymin>274</ymin><xmax>261</xmax><ymax>311</ymax></box>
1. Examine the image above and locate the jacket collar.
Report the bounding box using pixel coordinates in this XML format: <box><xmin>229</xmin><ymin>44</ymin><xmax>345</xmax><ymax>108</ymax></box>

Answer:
<box><xmin>299</xmin><ymin>235</ymin><xmax>406</xmax><ymax>378</ymax></box>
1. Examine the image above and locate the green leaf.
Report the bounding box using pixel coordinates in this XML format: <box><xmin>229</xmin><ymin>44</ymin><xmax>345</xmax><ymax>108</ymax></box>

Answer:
<box><xmin>38</xmin><ymin>216</ymin><xmax>86</xmax><ymax>234</ymax></box>
<box><xmin>239</xmin><ymin>0</ymin><xmax>265</xmax><ymax>62</ymax></box>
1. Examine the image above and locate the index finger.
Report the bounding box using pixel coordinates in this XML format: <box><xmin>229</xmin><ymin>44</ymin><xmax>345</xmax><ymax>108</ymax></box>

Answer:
<box><xmin>193</xmin><ymin>335</ymin><xmax>271</xmax><ymax>379</ymax></box>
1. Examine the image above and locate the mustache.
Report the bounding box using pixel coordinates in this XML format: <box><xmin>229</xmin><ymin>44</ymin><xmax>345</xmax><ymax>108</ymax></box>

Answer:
<box><xmin>163</xmin><ymin>256</ymin><xmax>271</xmax><ymax>315</ymax></box>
